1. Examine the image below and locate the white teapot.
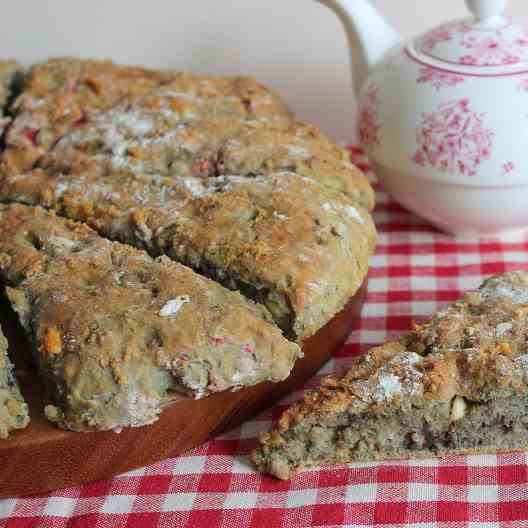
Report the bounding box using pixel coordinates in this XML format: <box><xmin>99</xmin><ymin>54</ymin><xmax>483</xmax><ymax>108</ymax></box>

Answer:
<box><xmin>318</xmin><ymin>0</ymin><xmax>528</xmax><ymax>236</ymax></box>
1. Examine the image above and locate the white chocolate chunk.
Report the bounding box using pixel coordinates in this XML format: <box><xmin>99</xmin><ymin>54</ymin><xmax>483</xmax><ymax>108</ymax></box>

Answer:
<box><xmin>159</xmin><ymin>296</ymin><xmax>191</xmax><ymax>317</ymax></box>
<box><xmin>450</xmin><ymin>396</ymin><xmax>467</xmax><ymax>422</ymax></box>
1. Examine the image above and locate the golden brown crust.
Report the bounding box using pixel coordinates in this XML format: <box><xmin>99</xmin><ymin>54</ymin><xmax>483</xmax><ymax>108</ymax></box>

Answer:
<box><xmin>276</xmin><ymin>272</ymin><xmax>528</xmax><ymax>429</ymax></box>
<box><xmin>217</xmin><ymin>120</ymin><xmax>374</xmax><ymax>209</ymax></box>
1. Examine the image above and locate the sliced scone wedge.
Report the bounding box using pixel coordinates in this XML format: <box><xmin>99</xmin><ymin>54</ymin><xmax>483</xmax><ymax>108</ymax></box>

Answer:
<box><xmin>216</xmin><ymin>119</ymin><xmax>374</xmax><ymax>210</ymax></box>
<box><xmin>1</xmin><ymin>165</ymin><xmax>376</xmax><ymax>341</ymax></box>
<box><xmin>0</xmin><ymin>204</ymin><xmax>300</xmax><ymax>432</ymax></box>
<box><xmin>0</xmin><ymin>324</ymin><xmax>29</xmax><ymax>438</ymax></box>
<box><xmin>253</xmin><ymin>271</ymin><xmax>528</xmax><ymax>479</ymax></box>
<box><xmin>1</xmin><ymin>58</ymin><xmax>292</xmax><ymax>175</ymax></box>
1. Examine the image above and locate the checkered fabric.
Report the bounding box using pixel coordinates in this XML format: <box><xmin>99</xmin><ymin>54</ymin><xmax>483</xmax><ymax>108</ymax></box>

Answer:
<box><xmin>2</xmin><ymin>148</ymin><xmax>528</xmax><ymax>528</ymax></box>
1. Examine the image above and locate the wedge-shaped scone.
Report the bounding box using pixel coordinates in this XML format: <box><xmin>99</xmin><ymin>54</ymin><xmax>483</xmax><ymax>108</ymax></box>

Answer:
<box><xmin>1</xmin><ymin>58</ymin><xmax>292</xmax><ymax>175</ymax></box>
<box><xmin>2</xmin><ymin>165</ymin><xmax>375</xmax><ymax>340</ymax></box>
<box><xmin>0</xmin><ymin>204</ymin><xmax>300</xmax><ymax>432</ymax></box>
<box><xmin>253</xmin><ymin>271</ymin><xmax>528</xmax><ymax>479</ymax></box>
<box><xmin>0</xmin><ymin>324</ymin><xmax>29</xmax><ymax>438</ymax></box>
<box><xmin>0</xmin><ymin>58</ymin><xmax>372</xmax><ymax>209</ymax></box>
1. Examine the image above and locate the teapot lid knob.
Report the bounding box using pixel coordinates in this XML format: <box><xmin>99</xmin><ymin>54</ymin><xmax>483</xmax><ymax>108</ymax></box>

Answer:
<box><xmin>465</xmin><ymin>0</ymin><xmax>508</xmax><ymax>28</ymax></box>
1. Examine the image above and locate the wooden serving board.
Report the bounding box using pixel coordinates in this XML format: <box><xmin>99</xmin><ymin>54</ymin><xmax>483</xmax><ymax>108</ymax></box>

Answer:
<box><xmin>0</xmin><ymin>285</ymin><xmax>366</xmax><ymax>498</ymax></box>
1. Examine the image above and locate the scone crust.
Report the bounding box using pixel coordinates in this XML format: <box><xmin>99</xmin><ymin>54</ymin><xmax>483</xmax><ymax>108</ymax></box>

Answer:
<box><xmin>1</xmin><ymin>58</ymin><xmax>292</xmax><ymax>175</ymax></box>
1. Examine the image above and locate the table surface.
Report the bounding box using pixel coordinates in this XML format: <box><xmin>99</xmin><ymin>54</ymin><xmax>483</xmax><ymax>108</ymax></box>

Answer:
<box><xmin>2</xmin><ymin>148</ymin><xmax>528</xmax><ymax>528</ymax></box>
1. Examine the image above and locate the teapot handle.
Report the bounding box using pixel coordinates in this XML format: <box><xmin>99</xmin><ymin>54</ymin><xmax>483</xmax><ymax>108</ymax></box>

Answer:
<box><xmin>465</xmin><ymin>0</ymin><xmax>508</xmax><ymax>28</ymax></box>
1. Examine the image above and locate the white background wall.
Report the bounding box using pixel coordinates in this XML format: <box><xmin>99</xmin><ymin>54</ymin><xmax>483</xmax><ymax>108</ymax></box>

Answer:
<box><xmin>1</xmin><ymin>1</ymin><xmax>526</xmax><ymax>141</ymax></box>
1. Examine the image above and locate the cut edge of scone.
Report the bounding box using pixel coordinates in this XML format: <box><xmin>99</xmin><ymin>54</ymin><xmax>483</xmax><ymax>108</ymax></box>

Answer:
<box><xmin>0</xmin><ymin>203</ymin><xmax>301</xmax><ymax>433</ymax></box>
<box><xmin>252</xmin><ymin>271</ymin><xmax>528</xmax><ymax>479</ymax></box>
<box><xmin>0</xmin><ymin>324</ymin><xmax>29</xmax><ymax>439</ymax></box>
<box><xmin>0</xmin><ymin>60</ymin><xmax>25</xmax><ymax>138</ymax></box>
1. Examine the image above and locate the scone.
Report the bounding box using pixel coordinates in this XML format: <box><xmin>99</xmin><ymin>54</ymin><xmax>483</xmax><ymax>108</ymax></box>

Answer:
<box><xmin>2</xmin><ymin>166</ymin><xmax>376</xmax><ymax>341</ymax></box>
<box><xmin>0</xmin><ymin>323</ymin><xmax>29</xmax><ymax>438</ymax></box>
<box><xmin>217</xmin><ymin>120</ymin><xmax>374</xmax><ymax>209</ymax></box>
<box><xmin>253</xmin><ymin>271</ymin><xmax>528</xmax><ymax>479</ymax></box>
<box><xmin>0</xmin><ymin>203</ymin><xmax>300</xmax><ymax>432</ymax></box>
<box><xmin>0</xmin><ymin>60</ymin><xmax>23</xmax><ymax>136</ymax></box>
<box><xmin>0</xmin><ymin>58</ymin><xmax>376</xmax><ymax>341</ymax></box>
<box><xmin>1</xmin><ymin>58</ymin><xmax>292</xmax><ymax>175</ymax></box>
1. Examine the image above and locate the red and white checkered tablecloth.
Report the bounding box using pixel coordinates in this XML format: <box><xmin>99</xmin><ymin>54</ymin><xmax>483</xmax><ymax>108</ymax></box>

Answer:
<box><xmin>2</xmin><ymin>148</ymin><xmax>528</xmax><ymax>528</ymax></box>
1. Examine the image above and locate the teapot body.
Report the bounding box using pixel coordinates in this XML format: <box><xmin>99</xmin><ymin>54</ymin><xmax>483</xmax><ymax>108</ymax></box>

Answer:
<box><xmin>358</xmin><ymin>44</ymin><xmax>528</xmax><ymax>236</ymax></box>
<box><xmin>317</xmin><ymin>0</ymin><xmax>528</xmax><ymax>235</ymax></box>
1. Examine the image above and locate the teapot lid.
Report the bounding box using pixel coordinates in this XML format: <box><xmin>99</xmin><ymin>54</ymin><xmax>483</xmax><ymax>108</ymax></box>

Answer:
<box><xmin>408</xmin><ymin>0</ymin><xmax>528</xmax><ymax>74</ymax></box>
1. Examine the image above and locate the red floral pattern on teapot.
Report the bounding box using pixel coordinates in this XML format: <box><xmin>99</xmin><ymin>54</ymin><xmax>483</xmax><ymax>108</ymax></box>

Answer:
<box><xmin>418</xmin><ymin>20</ymin><xmax>528</xmax><ymax>66</ymax></box>
<box><xmin>412</xmin><ymin>98</ymin><xmax>494</xmax><ymax>177</ymax></box>
<box><xmin>417</xmin><ymin>67</ymin><xmax>465</xmax><ymax>91</ymax></box>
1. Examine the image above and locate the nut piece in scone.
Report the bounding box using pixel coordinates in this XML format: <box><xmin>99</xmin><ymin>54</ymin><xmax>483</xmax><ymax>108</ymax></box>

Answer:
<box><xmin>252</xmin><ymin>271</ymin><xmax>528</xmax><ymax>479</ymax></box>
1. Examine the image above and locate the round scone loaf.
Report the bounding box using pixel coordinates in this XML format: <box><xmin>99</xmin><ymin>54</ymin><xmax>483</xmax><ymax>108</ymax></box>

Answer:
<box><xmin>0</xmin><ymin>58</ymin><xmax>376</xmax><ymax>432</ymax></box>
